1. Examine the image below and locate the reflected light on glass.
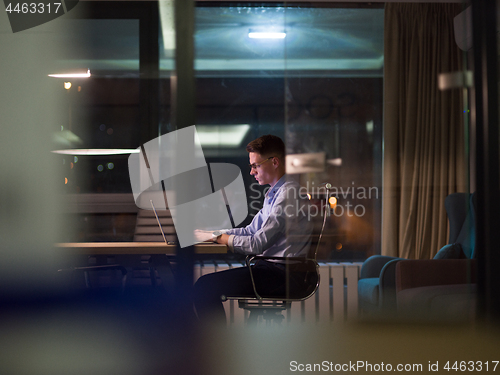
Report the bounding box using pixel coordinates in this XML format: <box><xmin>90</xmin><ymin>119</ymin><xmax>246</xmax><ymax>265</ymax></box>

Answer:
<box><xmin>197</xmin><ymin>124</ymin><xmax>250</xmax><ymax>148</ymax></box>
<box><xmin>64</xmin><ymin>82</ymin><xmax>72</xmax><ymax>90</ymax></box>
<box><xmin>97</xmin><ymin>165</ymin><xmax>104</xmax><ymax>172</ymax></box>
<box><xmin>307</xmin><ymin>193</ymin><xmax>312</xmax><ymax>200</ymax></box>
<box><xmin>248</xmin><ymin>32</ymin><xmax>286</xmax><ymax>39</ymax></box>
<box><xmin>52</xmin><ymin>149</ymin><xmax>140</xmax><ymax>156</ymax></box>
<box><xmin>48</xmin><ymin>69</ymin><xmax>91</xmax><ymax>78</ymax></box>
<box><xmin>329</xmin><ymin>196</ymin><xmax>337</xmax><ymax>209</ymax></box>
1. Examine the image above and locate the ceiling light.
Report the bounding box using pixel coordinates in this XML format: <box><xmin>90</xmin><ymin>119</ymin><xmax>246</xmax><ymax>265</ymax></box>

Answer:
<box><xmin>48</xmin><ymin>69</ymin><xmax>91</xmax><ymax>78</ymax></box>
<box><xmin>248</xmin><ymin>32</ymin><xmax>286</xmax><ymax>39</ymax></box>
<box><xmin>52</xmin><ymin>149</ymin><xmax>140</xmax><ymax>155</ymax></box>
<box><xmin>196</xmin><ymin>124</ymin><xmax>250</xmax><ymax>148</ymax></box>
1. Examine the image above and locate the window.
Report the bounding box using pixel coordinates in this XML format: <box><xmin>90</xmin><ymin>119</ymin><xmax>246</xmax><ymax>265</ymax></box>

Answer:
<box><xmin>58</xmin><ymin>2</ymin><xmax>384</xmax><ymax>260</ymax></box>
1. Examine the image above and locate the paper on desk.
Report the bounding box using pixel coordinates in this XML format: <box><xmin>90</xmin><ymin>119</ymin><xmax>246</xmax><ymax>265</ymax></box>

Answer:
<box><xmin>194</xmin><ymin>230</ymin><xmax>214</xmax><ymax>242</ymax></box>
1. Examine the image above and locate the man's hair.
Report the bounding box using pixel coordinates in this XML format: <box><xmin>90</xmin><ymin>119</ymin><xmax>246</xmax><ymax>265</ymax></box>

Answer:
<box><xmin>246</xmin><ymin>135</ymin><xmax>285</xmax><ymax>160</ymax></box>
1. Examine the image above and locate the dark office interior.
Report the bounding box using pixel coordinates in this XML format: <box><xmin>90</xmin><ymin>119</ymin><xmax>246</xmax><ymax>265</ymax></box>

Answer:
<box><xmin>1</xmin><ymin>0</ymin><xmax>500</xmax><ymax>373</ymax></box>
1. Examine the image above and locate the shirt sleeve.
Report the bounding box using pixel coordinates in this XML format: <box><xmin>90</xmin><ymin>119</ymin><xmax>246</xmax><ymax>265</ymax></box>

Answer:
<box><xmin>224</xmin><ymin>207</ymin><xmax>264</xmax><ymax>236</ymax></box>
<box><xmin>230</xmin><ymin>192</ymin><xmax>288</xmax><ymax>255</ymax></box>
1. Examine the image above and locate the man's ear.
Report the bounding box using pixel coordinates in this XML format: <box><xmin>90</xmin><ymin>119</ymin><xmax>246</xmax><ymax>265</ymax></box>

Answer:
<box><xmin>274</xmin><ymin>156</ymin><xmax>283</xmax><ymax>169</ymax></box>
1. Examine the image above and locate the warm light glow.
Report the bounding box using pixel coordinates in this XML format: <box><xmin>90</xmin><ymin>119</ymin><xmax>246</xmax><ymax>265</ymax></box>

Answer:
<box><xmin>329</xmin><ymin>196</ymin><xmax>337</xmax><ymax>209</ymax></box>
<box><xmin>327</xmin><ymin>158</ymin><xmax>342</xmax><ymax>167</ymax></box>
<box><xmin>335</xmin><ymin>243</ymin><xmax>343</xmax><ymax>251</ymax></box>
<box><xmin>307</xmin><ymin>193</ymin><xmax>312</xmax><ymax>200</ymax></box>
<box><xmin>49</xmin><ymin>69</ymin><xmax>91</xmax><ymax>78</ymax></box>
<box><xmin>64</xmin><ymin>82</ymin><xmax>72</xmax><ymax>90</ymax></box>
<box><xmin>52</xmin><ymin>149</ymin><xmax>140</xmax><ymax>155</ymax></box>
<box><xmin>248</xmin><ymin>32</ymin><xmax>286</xmax><ymax>39</ymax></box>
<box><xmin>64</xmin><ymin>178</ymin><xmax>68</xmax><ymax>185</ymax></box>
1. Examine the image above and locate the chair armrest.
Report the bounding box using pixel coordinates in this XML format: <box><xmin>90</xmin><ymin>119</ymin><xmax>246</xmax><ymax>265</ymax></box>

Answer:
<box><xmin>396</xmin><ymin>259</ymin><xmax>477</xmax><ymax>293</ymax></box>
<box><xmin>360</xmin><ymin>255</ymin><xmax>402</xmax><ymax>279</ymax></box>
<box><xmin>246</xmin><ymin>255</ymin><xmax>316</xmax><ymax>271</ymax></box>
<box><xmin>379</xmin><ymin>259</ymin><xmax>401</xmax><ymax>289</ymax></box>
<box><xmin>378</xmin><ymin>259</ymin><xmax>403</xmax><ymax>310</ymax></box>
<box><xmin>246</xmin><ymin>255</ymin><xmax>310</xmax><ymax>263</ymax></box>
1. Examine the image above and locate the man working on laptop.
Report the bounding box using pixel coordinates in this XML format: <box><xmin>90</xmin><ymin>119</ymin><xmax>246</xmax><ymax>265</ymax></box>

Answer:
<box><xmin>192</xmin><ymin>134</ymin><xmax>315</xmax><ymax>324</ymax></box>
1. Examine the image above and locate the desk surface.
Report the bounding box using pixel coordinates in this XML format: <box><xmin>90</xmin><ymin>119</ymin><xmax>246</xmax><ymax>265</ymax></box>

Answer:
<box><xmin>55</xmin><ymin>242</ymin><xmax>227</xmax><ymax>255</ymax></box>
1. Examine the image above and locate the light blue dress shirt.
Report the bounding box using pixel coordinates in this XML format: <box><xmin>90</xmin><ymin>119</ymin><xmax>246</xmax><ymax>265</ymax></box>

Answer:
<box><xmin>224</xmin><ymin>175</ymin><xmax>313</xmax><ymax>258</ymax></box>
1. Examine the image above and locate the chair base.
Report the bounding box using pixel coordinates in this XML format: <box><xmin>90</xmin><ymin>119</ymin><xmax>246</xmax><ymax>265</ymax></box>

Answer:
<box><xmin>238</xmin><ymin>300</ymin><xmax>291</xmax><ymax>325</ymax></box>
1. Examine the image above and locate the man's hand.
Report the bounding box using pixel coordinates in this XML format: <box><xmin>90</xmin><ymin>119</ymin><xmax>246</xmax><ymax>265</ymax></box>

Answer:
<box><xmin>215</xmin><ymin>233</ymin><xmax>230</xmax><ymax>246</ymax></box>
<box><xmin>194</xmin><ymin>230</ymin><xmax>214</xmax><ymax>242</ymax></box>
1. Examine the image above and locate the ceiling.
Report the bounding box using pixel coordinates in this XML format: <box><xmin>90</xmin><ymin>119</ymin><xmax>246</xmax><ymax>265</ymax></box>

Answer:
<box><xmin>52</xmin><ymin>4</ymin><xmax>384</xmax><ymax>78</ymax></box>
<box><xmin>188</xmin><ymin>5</ymin><xmax>384</xmax><ymax>76</ymax></box>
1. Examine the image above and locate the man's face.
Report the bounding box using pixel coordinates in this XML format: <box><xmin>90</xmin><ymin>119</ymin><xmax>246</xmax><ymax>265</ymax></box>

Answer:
<box><xmin>249</xmin><ymin>152</ymin><xmax>276</xmax><ymax>186</ymax></box>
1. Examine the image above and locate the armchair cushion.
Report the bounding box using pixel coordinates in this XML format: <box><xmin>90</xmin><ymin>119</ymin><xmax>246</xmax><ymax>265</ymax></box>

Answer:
<box><xmin>397</xmin><ymin>284</ymin><xmax>477</xmax><ymax>319</ymax></box>
<box><xmin>433</xmin><ymin>243</ymin><xmax>465</xmax><ymax>259</ymax></box>
<box><xmin>358</xmin><ymin>256</ymin><xmax>402</xmax><ymax>310</ymax></box>
<box><xmin>396</xmin><ymin>259</ymin><xmax>477</xmax><ymax>318</ymax></box>
<box><xmin>359</xmin><ymin>255</ymin><xmax>401</xmax><ymax>279</ymax></box>
<box><xmin>358</xmin><ymin>278</ymin><xmax>380</xmax><ymax>306</ymax></box>
<box><xmin>396</xmin><ymin>259</ymin><xmax>477</xmax><ymax>293</ymax></box>
<box><xmin>445</xmin><ymin>192</ymin><xmax>476</xmax><ymax>259</ymax></box>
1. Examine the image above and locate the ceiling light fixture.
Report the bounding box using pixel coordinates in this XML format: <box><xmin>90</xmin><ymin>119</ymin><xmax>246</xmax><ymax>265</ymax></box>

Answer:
<box><xmin>196</xmin><ymin>124</ymin><xmax>251</xmax><ymax>147</ymax></box>
<box><xmin>248</xmin><ymin>31</ymin><xmax>286</xmax><ymax>39</ymax></box>
<box><xmin>52</xmin><ymin>149</ymin><xmax>140</xmax><ymax>156</ymax></box>
<box><xmin>48</xmin><ymin>69</ymin><xmax>91</xmax><ymax>78</ymax></box>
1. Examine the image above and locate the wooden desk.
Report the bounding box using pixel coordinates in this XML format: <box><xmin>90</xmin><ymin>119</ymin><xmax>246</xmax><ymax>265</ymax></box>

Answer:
<box><xmin>55</xmin><ymin>242</ymin><xmax>228</xmax><ymax>256</ymax></box>
<box><xmin>55</xmin><ymin>242</ymin><xmax>229</xmax><ymax>290</ymax></box>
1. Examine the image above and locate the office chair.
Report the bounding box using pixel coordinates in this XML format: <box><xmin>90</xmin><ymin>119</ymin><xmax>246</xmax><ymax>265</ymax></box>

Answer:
<box><xmin>223</xmin><ymin>254</ymin><xmax>320</xmax><ymax>324</ymax></box>
<box><xmin>223</xmin><ymin>185</ymin><xmax>331</xmax><ymax>325</ymax></box>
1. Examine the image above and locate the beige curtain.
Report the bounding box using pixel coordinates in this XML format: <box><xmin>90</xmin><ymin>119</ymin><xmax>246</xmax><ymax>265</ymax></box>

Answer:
<box><xmin>382</xmin><ymin>3</ymin><xmax>467</xmax><ymax>259</ymax></box>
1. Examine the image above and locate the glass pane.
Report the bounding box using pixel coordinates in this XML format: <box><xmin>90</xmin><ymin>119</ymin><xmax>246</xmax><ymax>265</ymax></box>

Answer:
<box><xmin>173</xmin><ymin>4</ymin><xmax>385</xmax><ymax>262</ymax></box>
<box><xmin>284</xmin><ymin>6</ymin><xmax>384</xmax><ymax>261</ymax></box>
<box><xmin>50</xmin><ymin>5</ymin><xmax>145</xmax><ymax>242</ymax></box>
<box><xmin>364</xmin><ymin>2</ymin><xmax>474</xmax><ymax>322</ymax></box>
<box><xmin>52</xmin><ymin>18</ymin><xmax>140</xmax><ymax>195</ymax></box>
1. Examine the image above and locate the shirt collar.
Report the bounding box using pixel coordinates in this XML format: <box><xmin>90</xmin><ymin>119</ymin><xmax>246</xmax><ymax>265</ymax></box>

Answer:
<box><xmin>266</xmin><ymin>175</ymin><xmax>287</xmax><ymax>200</ymax></box>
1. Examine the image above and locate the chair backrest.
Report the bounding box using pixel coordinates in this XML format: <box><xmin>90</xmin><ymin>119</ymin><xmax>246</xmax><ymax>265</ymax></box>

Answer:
<box><xmin>444</xmin><ymin>192</ymin><xmax>476</xmax><ymax>259</ymax></box>
<box><xmin>133</xmin><ymin>209</ymin><xmax>177</xmax><ymax>242</ymax></box>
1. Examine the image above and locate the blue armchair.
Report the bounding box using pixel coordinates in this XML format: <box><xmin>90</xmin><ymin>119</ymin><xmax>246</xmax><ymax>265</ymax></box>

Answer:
<box><xmin>358</xmin><ymin>192</ymin><xmax>476</xmax><ymax>313</ymax></box>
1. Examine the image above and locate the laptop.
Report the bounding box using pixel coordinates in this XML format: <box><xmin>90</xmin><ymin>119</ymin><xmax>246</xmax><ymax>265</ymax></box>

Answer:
<box><xmin>149</xmin><ymin>200</ymin><xmax>209</xmax><ymax>245</ymax></box>
<box><xmin>150</xmin><ymin>200</ymin><xmax>173</xmax><ymax>245</ymax></box>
